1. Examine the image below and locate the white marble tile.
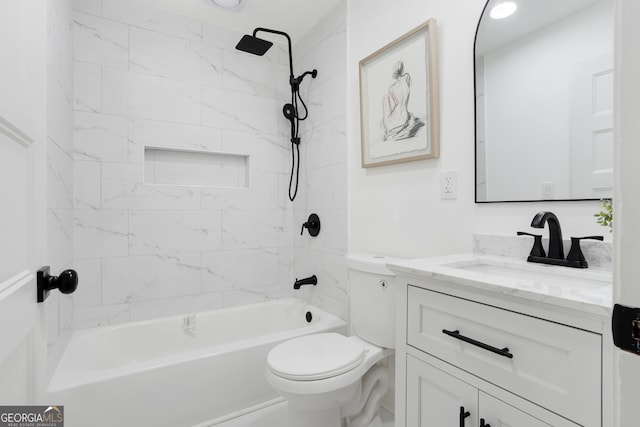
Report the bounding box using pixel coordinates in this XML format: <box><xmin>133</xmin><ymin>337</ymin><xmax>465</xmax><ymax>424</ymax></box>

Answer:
<box><xmin>101</xmin><ymin>253</ymin><xmax>202</xmax><ymax>304</ymax></box>
<box><xmin>202</xmin><ymin>23</ymin><xmax>243</xmax><ymax>50</ymax></box>
<box><xmin>74</xmin><ymin>210</ymin><xmax>129</xmax><ymax>259</ymax></box>
<box><xmin>48</xmin><ymin>209</ymin><xmax>74</xmax><ymax>273</ymax></box>
<box><xmin>202</xmin><ymin>248</ymin><xmax>279</xmax><ymax>291</ymax></box>
<box><xmin>278</xmin><ymin>246</ymin><xmax>295</xmax><ymax>285</ymax></box>
<box><xmin>322</xmin><ymin>71</ymin><xmax>346</xmax><ymax>124</ymax></box>
<box><xmin>129</xmin><ymin>27</ymin><xmax>222</xmax><ymax>87</ymax></box>
<box><xmin>202</xmin><ymin>86</ymin><xmax>280</xmax><ymax>135</ymax></box>
<box><xmin>300</xmin><ymin>24</ymin><xmax>345</xmax><ymax>85</ymax></box>
<box><xmin>47</xmin><ymin>71</ymin><xmax>74</xmax><ymax>155</ymax></box>
<box><xmin>222</xmin><ymin>209</ymin><xmax>293</xmax><ymax>250</ymax></box>
<box><xmin>295</xmin><ymin>208</ymin><xmax>347</xmax><ymax>256</ymax></box>
<box><xmin>129</xmin><ymin>292</ymin><xmax>224</xmax><ymax>321</ymax></box>
<box><xmin>47</xmin><ymin>139</ymin><xmax>74</xmax><ymax>210</ymax></box>
<box><xmin>128</xmin><ymin>118</ymin><xmax>222</xmax><ymax>163</ymax></box>
<box><xmin>293</xmin><ymin>23</ymin><xmax>322</xmax><ymax>65</ymax></box>
<box><xmin>47</xmin><ymin>0</ymin><xmax>73</xmax><ymax>98</ymax></box>
<box><xmin>102</xmin><ymin>68</ymin><xmax>202</xmax><ymax>125</ymax></box>
<box><xmin>101</xmin><ymin>162</ymin><xmax>201</xmax><ymax>210</ymax></box>
<box><xmin>304</xmin><ymin>118</ymin><xmax>346</xmax><ymax>170</ymax></box>
<box><xmin>309</xmin><ymin>292</ymin><xmax>347</xmax><ymax>322</ymax></box>
<box><xmin>74</xmin><ymin>304</ymin><xmax>130</xmax><ymax>329</ymax></box>
<box><xmin>72</xmin><ymin>0</ymin><xmax>101</xmax><ymax>15</ymax></box>
<box><xmin>144</xmin><ymin>147</ymin><xmax>248</xmax><ymax>188</ymax></box>
<box><xmin>318</xmin><ymin>252</ymin><xmax>348</xmax><ymax>303</ymax></box>
<box><xmin>304</xmin><ymin>163</ymin><xmax>347</xmax><ymax>212</ymax></box>
<box><xmin>102</xmin><ymin>0</ymin><xmax>202</xmax><ymax>42</ymax></box>
<box><xmin>74</xmin><ymin>111</ymin><xmax>128</xmax><ymax>162</ymax></box>
<box><xmin>221</xmin><ymin>130</ymin><xmax>289</xmax><ymax>174</ymax></box>
<box><xmin>73</xmin><ymin>61</ymin><xmax>101</xmax><ymax>112</ymax></box>
<box><xmin>222</xmin><ymin>49</ymin><xmax>289</xmax><ymax>99</ymax></box>
<box><xmin>74</xmin><ymin>161</ymin><xmax>101</xmax><ymax>209</ymax></box>
<box><xmin>72</xmin><ymin>11</ymin><xmax>129</xmax><ymax>69</ymax></box>
<box><xmin>200</xmin><ymin>171</ymin><xmax>279</xmax><ymax>211</ymax></box>
<box><xmin>72</xmin><ymin>258</ymin><xmax>101</xmax><ymax>309</ymax></box>
<box><xmin>321</xmin><ymin>1</ymin><xmax>346</xmax><ymax>41</ymax></box>
<box><xmin>129</xmin><ymin>210</ymin><xmax>222</xmax><ymax>255</ymax></box>
<box><xmin>222</xmin><ymin>284</ymin><xmax>294</xmax><ymax>308</ymax></box>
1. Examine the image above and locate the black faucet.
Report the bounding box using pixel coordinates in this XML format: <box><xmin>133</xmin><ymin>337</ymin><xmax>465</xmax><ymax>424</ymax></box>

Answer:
<box><xmin>519</xmin><ymin>211</ymin><xmax>603</xmax><ymax>268</ymax></box>
<box><xmin>530</xmin><ymin>211</ymin><xmax>564</xmax><ymax>260</ymax></box>
<box><xmin>293</xmin><ymin>275</ymin><xmax>317</xmax><ymax>289</ymax></box>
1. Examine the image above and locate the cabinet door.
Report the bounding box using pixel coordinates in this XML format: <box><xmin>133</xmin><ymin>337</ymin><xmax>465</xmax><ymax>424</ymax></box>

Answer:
<box><xmin>407</xmin><ymin>355</ymin><xmax>478</xmax><ymax>427</ymax></box>
<box><xmin>478</xmin><ymin>392</ymin><xmax>551</xmax><ymax>427</ymax></box>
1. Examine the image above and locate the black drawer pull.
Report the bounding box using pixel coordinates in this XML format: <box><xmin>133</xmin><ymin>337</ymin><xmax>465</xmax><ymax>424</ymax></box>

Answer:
<box><xmin>459</xmin><ymin>406</ymin><xmax>471</xmax><ymax>427</ymax></box>
<box><xmin>443</xmin><ymin>329</ymin><xmax>514</xmax><ymax>359</ymax></box>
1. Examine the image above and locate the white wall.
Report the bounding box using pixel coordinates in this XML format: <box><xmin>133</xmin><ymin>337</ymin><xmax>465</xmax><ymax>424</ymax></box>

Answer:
<box><xmin>347</xmin><ymin>0</ymin><xmax>608</xmax><ymax>260</ymax></box>
<box><xmin>46</xmin><ymin>0</ymin><xmax>74</xmax><ymax>352</ymax></box>
<box><xmin>71</xmin><ymin>0</ymin><xmax>298</xmax><ymax>327</ymax></box>
<box><xmin>292</xmin><ymin>2</ymin><xmax>348</xmax><ymax>320</ymax></box>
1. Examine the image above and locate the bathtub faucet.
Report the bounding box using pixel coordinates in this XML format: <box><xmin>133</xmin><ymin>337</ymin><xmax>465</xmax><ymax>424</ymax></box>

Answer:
<box><xmin>293</xmin><ymin>275</ymin><xmax>317</xmax><ymax>289</ymax></box>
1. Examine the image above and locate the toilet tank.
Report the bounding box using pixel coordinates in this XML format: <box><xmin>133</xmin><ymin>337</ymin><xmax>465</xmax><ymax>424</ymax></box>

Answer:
<box><xmin>346</xmin><ymin>254</ymin><xmax>401</xmax><ymax>349</ymax></box>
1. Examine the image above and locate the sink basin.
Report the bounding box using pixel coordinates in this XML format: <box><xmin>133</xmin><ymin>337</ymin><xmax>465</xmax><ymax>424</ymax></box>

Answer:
<box><xmin>441</xmin><ymin>258</ymin><xmax>611</xmax><ymax>289</ymax></box>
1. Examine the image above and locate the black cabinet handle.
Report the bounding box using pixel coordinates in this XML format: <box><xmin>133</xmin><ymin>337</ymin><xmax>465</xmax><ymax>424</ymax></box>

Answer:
<box><xmin>443</xmin><ymin>329</ymin><xmax>514</xmax><ymax>359</ymax></box>
<box><xmin>459</xmin><ymin>406</ymin><xmax>471</xmax><ymax>427</ymax></box>
<box><xmin>480</xmin><ymin>418</ymin><xmax>491</xmax><ymax>427</ymax></box>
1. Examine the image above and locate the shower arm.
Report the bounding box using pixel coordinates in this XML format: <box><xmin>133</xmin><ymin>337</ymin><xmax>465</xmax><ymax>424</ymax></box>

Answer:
<box><xmin>253</xmin><ymin>28</ymin><xmax>295</xmax><ymax>83</ymax></box>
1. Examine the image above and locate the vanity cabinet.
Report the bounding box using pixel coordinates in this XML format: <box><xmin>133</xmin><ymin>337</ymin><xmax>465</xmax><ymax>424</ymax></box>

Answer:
<box><xmin>406</xmin><ymin>355</ymin><xmax>570</xmax><ymax>426</ymax></box>
<box><xmin>397</xmin><ymin>280</ymin><xmax>607</xmax><ymax>427</ymax></box>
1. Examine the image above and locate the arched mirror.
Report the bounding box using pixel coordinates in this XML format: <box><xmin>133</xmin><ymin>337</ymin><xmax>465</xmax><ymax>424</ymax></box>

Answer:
<box><xmin>474</xmin><ymin>0</ymin><xmax>614</xmax><ymax>202</ymax></box>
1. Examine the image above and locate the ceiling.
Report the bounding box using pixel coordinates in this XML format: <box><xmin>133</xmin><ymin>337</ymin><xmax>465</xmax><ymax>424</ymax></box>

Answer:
<box><xmin>133</xmin><ymin>0</ymin><xmax>343</xmax><ymax>41</ymax></box>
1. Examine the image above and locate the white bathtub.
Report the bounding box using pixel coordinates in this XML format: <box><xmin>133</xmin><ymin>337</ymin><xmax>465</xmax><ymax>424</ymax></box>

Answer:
<box><xmin>47</xmin><ymin>298</ymin><xmax>346</xmax><ymax>427</ymax></box>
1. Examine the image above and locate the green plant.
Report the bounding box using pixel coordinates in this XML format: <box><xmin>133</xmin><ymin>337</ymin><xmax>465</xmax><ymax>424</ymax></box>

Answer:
<box><xmin>594</xmin><ymin>198</ymin><xmax>613</xmax><ymax>232</ymax></box>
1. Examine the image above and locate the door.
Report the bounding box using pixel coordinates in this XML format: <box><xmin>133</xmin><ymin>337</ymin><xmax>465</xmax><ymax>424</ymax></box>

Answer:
<box><xmin>406</xmin><ymin>355</ymin><xmax>478</xmax><ymax>427</ymax></box>
<box><xmin>570</xmin><ymin>53</ymin><xmax>614</xmax><ymax>198</ymax></box>
<box><xmin>478</xmin><ymin>392</ymin><xmax>551</xmax><ymax>427</ymax></box>
<box><xmin>614</xmin><ymin>0</ymin><xmax>640</xmax><ymax>426</ymax></box>
<box><xmin>0</xmin><ymin>0</ymin><xmax>47</xmax><ymax>403</ymax></box>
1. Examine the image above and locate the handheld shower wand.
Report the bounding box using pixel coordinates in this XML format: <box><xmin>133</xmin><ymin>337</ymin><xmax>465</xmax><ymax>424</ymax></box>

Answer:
<box><xmin>235</xmin><ymin>28</ymin><xmax>318</xmax><ymax>201</ymax></box>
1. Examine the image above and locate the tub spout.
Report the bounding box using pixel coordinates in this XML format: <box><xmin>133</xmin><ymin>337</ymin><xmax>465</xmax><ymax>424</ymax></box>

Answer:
<box><xmin>293</xmin><ymin>275</ymin><xmax>317</xmax><ymax>289</ymax></box>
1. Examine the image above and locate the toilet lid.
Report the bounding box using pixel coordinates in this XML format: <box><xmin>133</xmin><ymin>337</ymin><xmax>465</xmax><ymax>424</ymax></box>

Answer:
<box><xmin>267</xmin><ymin>333</ymin><xmax>365</xmax><ymax>381</ymax></box>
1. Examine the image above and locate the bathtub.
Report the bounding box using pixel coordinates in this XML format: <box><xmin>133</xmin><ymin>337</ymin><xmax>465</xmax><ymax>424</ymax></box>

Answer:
<box><xmin>47</xmin><ymin>298</ymin><xmax>346</xmax><ymax>427</ymax></box>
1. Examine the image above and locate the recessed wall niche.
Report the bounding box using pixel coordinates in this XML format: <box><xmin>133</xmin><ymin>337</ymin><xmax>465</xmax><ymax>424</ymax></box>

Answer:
<box><xmin>144</xmin><ymin>147</ymin><xmax>250</xmax><ymax>188</ymax></box>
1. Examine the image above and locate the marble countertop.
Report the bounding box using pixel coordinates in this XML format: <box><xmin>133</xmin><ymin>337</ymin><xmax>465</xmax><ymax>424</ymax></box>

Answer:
<box><xmin>387</xmin><ymin>253</ymin><xmax>613</xmax><ymax>317</ymax></box>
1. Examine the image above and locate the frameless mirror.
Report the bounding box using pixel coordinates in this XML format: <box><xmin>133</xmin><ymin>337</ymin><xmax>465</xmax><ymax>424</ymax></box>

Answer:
<box><xmin>474</xmin><ymin>0</ymin><xmax>614</xmax><ymax>202</ymax></box>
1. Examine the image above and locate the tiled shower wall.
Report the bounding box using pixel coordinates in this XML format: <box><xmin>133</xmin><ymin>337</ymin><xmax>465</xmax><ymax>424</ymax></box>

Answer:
<box><xmin>70</xmin><ymin>0</ymin><xmax>302</xmax><ymax>327</ymax></box>
<box><xmin>46</xmin><ymin>0</ymin><xmax>75</xmax><ymax>350</ymax></box>
<box><xmin>292</xmin><ymin>2</ymin><xmax>348</xmax><ymax>320</ymax></box>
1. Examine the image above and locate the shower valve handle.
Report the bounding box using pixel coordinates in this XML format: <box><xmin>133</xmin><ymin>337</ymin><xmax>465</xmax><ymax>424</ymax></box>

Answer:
<box><xmin>300</xmin><ymin>213</ymin><xmax>321</xmax><ymax>237</ymax></box>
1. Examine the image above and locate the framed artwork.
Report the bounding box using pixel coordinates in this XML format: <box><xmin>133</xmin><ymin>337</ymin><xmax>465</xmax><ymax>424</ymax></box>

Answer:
<box><xmin>359</xmin><ymin>19</ymin><xmax>440</xmax><ymax>168</ymax></box>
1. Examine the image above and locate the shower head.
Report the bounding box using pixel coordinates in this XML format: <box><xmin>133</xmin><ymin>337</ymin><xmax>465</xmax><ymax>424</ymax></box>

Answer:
<box><xmin>235</xmin><ymin>34</ymin><xmax>273</xmax><ymax>56</ymax></box>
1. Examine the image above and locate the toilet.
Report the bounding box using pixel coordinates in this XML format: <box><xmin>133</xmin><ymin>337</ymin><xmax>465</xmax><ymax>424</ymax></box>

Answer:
<box><xmin>265</xmin><ymin>254</ymin><xmax>399</xmax><ymax>427</ymax></box>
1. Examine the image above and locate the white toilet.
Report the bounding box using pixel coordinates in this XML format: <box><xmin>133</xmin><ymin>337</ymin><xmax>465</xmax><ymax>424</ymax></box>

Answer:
<box><xmin>265</xmin><ymin>254</ymin><xmax>399</xmax><ymax>427</ymax></box>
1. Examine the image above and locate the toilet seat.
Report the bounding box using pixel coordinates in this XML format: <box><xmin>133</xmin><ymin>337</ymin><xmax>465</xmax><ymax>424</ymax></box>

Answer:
<box><xmin>268</xmin><ymin>333</ymin><xmax>365</xmax><ymax>381</ymax></box>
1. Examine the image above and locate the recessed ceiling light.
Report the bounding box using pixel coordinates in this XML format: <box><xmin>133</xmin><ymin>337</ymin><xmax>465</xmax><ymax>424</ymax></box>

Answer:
<box><xmin>490</xmin><ymin>2</ymin><xmax>518</xmax><ymax>19</ymax></box>
<box><xmin>209</xmin><ymin>0</ymin><xmax>245</xmax><ymax>10</ymax></box>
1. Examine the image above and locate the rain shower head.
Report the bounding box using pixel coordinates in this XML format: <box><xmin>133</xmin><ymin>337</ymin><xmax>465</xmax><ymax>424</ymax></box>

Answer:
<box><xmin>235</xmin><ymin>34</ymin><xmax>273</xmax><ymax>56</ymax></box>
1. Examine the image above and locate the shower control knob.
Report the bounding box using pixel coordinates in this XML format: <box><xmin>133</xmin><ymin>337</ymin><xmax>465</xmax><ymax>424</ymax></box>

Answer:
<box><xmin>37</xmin><ymin>266</ymin><xmax>79</xmax><ymax>303</ymax></box>
<box><xmin>300</xmin><ymin>213</ymin><xmax>321</xmax><ymax>237</ymax></box>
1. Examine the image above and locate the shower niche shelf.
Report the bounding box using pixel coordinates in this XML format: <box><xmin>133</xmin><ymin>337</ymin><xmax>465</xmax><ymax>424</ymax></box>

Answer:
<box><xmin>144</xmin><ymin>146</ymin><xmax>250</xmax><ymax>188</ymax></box>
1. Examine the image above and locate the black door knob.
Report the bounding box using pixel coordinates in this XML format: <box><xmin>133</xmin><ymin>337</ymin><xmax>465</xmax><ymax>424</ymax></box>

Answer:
<box><xmin>37</xmin><ymin>266</ymin><xmax>79</xmax><ymax>303</ymax></box>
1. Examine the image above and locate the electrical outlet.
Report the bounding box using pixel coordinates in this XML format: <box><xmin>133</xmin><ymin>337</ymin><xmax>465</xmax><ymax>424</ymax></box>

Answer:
<box><xmin>441</xmin><ymin>170</ymin><xmax>457</xmax><ymax>199</ymax></box>
<box><xmin>541</xmin><ymin>182</ymin><xmax>555</xmax><ymax>199</ymax></box>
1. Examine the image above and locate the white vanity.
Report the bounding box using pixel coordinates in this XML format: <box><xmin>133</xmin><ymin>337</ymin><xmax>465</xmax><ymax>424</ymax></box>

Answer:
<box><xmin>388</xmin><ymin>253</ymin><xmax>612</xmax><ymax>427</ymax></box>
